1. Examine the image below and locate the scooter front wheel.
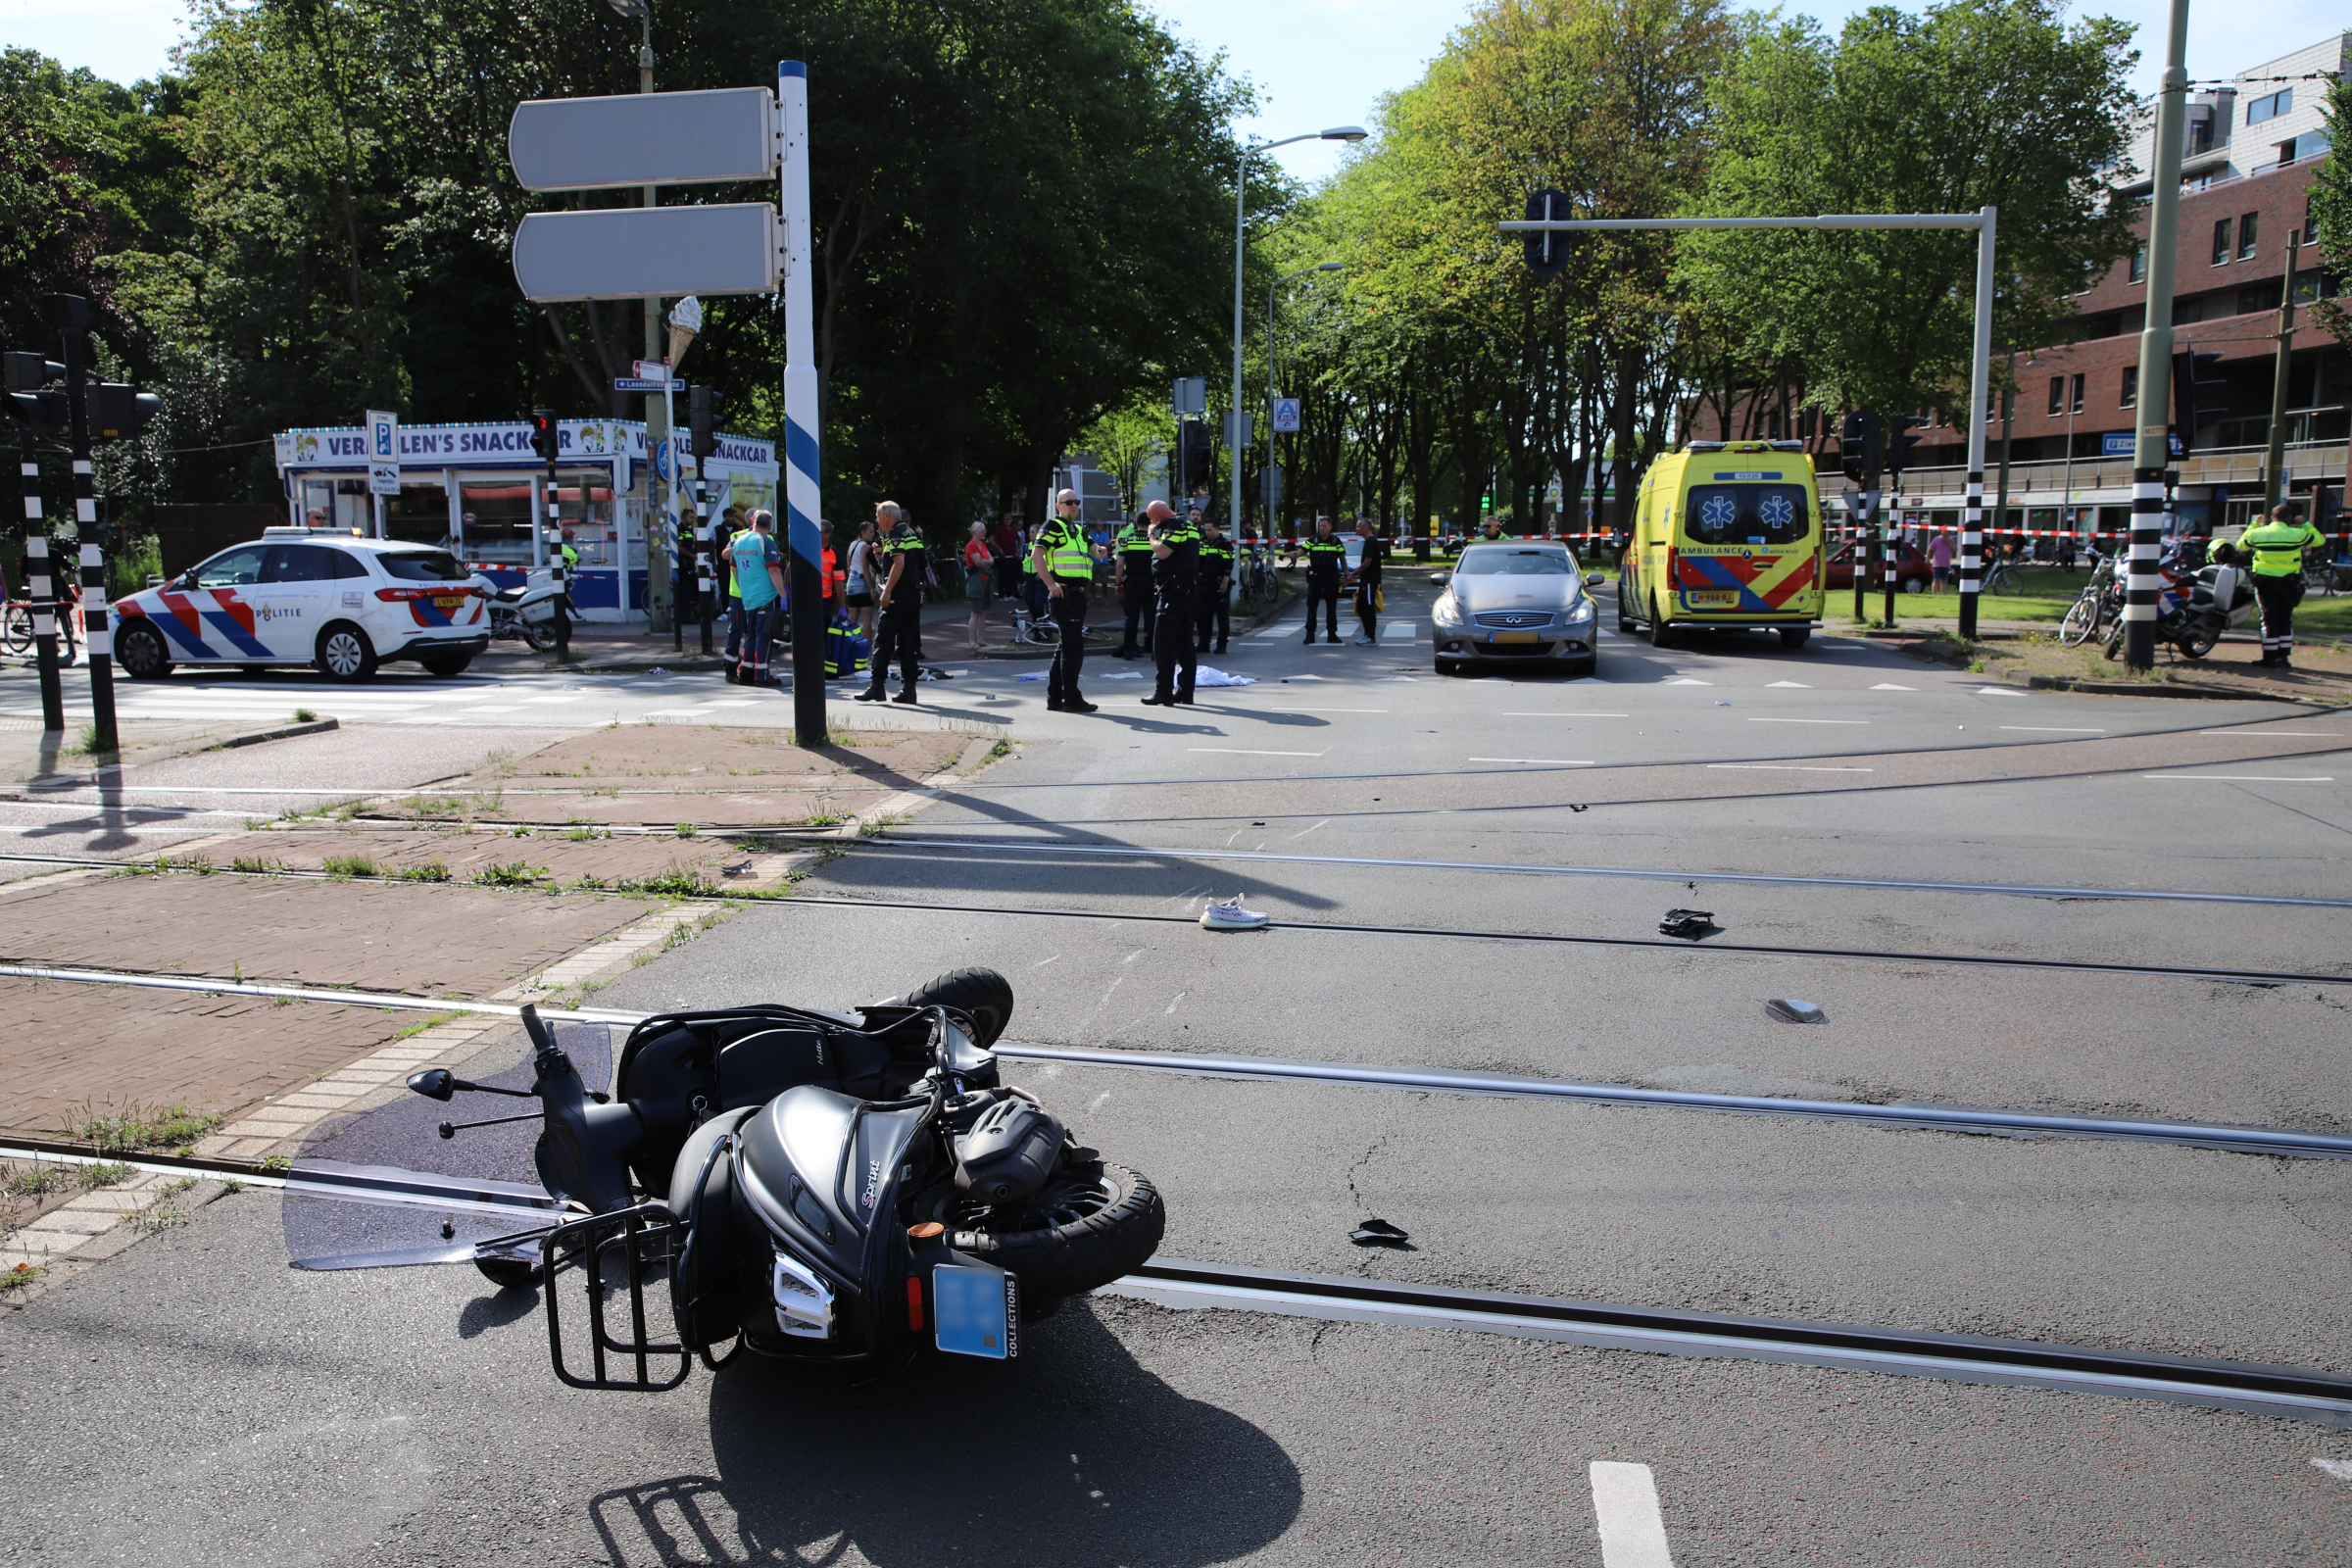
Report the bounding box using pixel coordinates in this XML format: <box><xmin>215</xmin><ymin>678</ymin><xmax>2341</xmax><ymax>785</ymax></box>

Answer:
<box><xmin>929</xmin><ymin>1160</ymin><xmax>1164</xmax><ymax>1302</ymax></box>
<box><xmin>523</xmin><ymin>619</ymin><xmax>561</xmax><ymax>653</ymax></box>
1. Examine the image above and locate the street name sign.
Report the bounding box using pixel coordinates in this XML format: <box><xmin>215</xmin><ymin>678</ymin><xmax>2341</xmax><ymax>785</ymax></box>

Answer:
<box><xmin>513</xmin><ymin>204</ymin><xmax>780</xmax><ymax>302</ymax></box>
<box><xmin>614</xmin><ymin>377</ymin><xmax>676</xmax><ymax>392</ymax></box>
<box><xmin>509</xmin><ymin>87</ymin><xmax>778</xmax><ymax>192</ymax></box>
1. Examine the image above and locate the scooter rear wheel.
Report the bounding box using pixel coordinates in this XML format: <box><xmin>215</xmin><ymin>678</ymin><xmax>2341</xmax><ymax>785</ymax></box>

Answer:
<box><xmin>930</xmin><ymin>1160</ymin><xmax>1164</xmax><ymax>1302</ymax></box>
<box><xmin>903</xmin><ymin>967</ymin><xmax>1014</xmax><ymax>1049</ymax></box>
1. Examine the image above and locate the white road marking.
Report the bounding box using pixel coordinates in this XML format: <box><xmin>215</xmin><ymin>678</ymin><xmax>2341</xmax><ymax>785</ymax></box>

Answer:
<box><xmin>1662</xmin><ymin>677</ymin><xmax>1712</xmax><ymax>686</ymax></box>
<box><xmin>2312</xmin><ymin>1457</ymin><xmax>2352</xmax><ymax>1481</ymax></box>
<box><xmin>1765</xmin><ymin>680</ymin><xmax>1810</xmax><ymax>688</ymax></box>
<box><xmin>1869</xmin><ymin>682</ymin><xmax>1915</xmax><ymax>690</ymax></box>
<box><xmin>1267</xmin><ymin>707</ymin><xmax>1388</xmax><ymax>713</ymax></box>
<box><xmin>1591</xmin><ymin>1461</ymin><xmax>1676</xmax><ymax>1568</ymax></box>
<box><xmin>1976</xmin><ymin>687</ymin><xmax>2025</xmax><ymax>697</ymax></box>
<box><xmin>1291</xmin><ymin>818</ymin><xmax>1331</xmax><ymax>838</ymax></box>
<box><xmin>1468</xmin><ymin>757</ymin><xmax>1592</xmax><ymax>765</ymax></box>
<box><xmin>1506</xmin><ymin>711</ymin><xmax>1629</xmax><ymax>717</ymax></box>
<box><xmin>2199</xmin><ymin>730</ymin><xmax>2343</xmax><ymax>737</ymax></box>
<box><xmin>2001</xmin><ymin>725</ymin><xmax>2104</xmax><ymax>733</ymax></box>
<box><xmin>1188</xmin><ymin>748</ymin><xmax>1327</xmax><ymax>757</ymax></box>
<box><xmin>1746</xmin><ymin>716</ymin><xmax>1868</xmax><ymax>725</ymax></box>
<box><xmin>1033</xmin><ymin>955</ymin><xmax>1060</xmax><ymax>967</ymax></box>
<box><xmin>1163</xmin><ymin>992</ymin><xmax>1186</xmax><ymax>1015</ymax></box>
<box><xmin>1706</xmin><ymin>763</ymin><xmax>1872</xmax><ymax>772</ymax></box>
<box><xmin>2145</xmin><ymin>774</ymin><xmax>2334</xmax><ymax>782</ymax></box>
<box><xmin>517</xmin><ymin>693</ymin><xmax>588</xmax><ymax>704</ymax></box>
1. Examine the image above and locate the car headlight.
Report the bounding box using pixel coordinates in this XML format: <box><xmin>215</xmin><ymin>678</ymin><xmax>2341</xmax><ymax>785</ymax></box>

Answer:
<box><xmin>1563</xmin><ymin>598</ymin><xmax>1595</xmax><ymax>622</ymax></box>
<box><xmin>1432</xmin><ymin>595</ymin><xmax>1463</xmax><ymax>627</ymax></box>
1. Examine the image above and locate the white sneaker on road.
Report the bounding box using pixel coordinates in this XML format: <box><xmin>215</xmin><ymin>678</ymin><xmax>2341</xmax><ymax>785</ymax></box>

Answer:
<box><xmin>1200</xmin><ymin>899</ymin><xmax>1272</xmax><ymax>931</ymax></box>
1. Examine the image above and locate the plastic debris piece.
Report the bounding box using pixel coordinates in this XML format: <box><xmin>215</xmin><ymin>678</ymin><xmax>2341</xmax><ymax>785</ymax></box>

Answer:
<box><xmin>1765</xmin><ymin>998</ymin><xmax>1826</xmax><ymax>1024</ymax></box>
<box><xmin>1349</xmin><ymin>1218</ymin><xmax>1410</xmax><ymax>1247</ymax></box>
<box><xmin>647</xmin><ymin>666</ymin><xmax>669</xmax><ymax>675</ymax></box>
<box><xmin>1658</xmin><ymin>908</ymin><xmax>1715</xmax><ymax>940</ymax></box>
<box><xmin>1200</xmin><ymin>899</ymin><xmax>1272</xmax><ymax>932</ymax></box>
<box><xmin>1568</xmin><ymin>804</ymin><xmax>1590</xmax><ymax>812</ymax></box>
<box><xmin>719</xmin><ymin>858</ymin><xmax>755</xmax><ymax>877</ymax></box>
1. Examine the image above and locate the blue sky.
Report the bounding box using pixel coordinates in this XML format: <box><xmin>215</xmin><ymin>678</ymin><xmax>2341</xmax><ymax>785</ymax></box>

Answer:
<box><xmin>4</xmin><ymin>0</ymin><xmax>2343</xmax><ymax>182</ymax></box>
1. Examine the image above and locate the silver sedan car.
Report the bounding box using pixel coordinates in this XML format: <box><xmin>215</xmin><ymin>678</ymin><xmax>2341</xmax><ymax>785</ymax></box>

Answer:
<box><xmin>1428</xmin><ymin>542</ymin><xmax>1605</xmax><ymax>676</ymax></box>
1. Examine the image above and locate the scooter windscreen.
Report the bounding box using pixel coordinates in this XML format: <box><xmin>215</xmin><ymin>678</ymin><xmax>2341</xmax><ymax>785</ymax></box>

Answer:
<box><xmin>281</xmin><ymin>1018</ymin><xmax>615</xmax><ymax>1271</ymax></box>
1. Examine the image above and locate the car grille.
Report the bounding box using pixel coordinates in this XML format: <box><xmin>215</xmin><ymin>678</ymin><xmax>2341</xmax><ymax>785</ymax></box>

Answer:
<box><xmin>1473</xmin><ymin>611</ymin><xmax>1550</xmax><ymax>629</ymax></box>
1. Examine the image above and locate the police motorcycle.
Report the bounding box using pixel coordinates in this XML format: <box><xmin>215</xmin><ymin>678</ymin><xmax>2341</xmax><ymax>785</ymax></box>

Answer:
<box><xmin>283</xmin><ymin>969</ymin><xmax>1163</xmax><ymax>1388</ymax></box>
<box><xmin>481</xmin><ymin>568</ymin><xmax>565</xmax><ymax>653</ymax></box>
<box><xmin>2102</xmin><ymin>540</ymin><xmax>2255</xmax><ymax>662</ymax></box>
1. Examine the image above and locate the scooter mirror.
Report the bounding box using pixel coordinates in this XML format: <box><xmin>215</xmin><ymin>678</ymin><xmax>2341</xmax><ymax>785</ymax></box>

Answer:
<box><xmin>406</xmin><ymin>1068</ymin><xmax>456</xmax><ymax>1102</ymax></box>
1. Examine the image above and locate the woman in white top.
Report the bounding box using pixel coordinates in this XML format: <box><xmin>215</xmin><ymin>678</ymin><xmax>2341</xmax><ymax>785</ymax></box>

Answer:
<box><xmin>844</xmin><ymin>521</ymin><xmax>879</xmax><ymax>644</ymax></box>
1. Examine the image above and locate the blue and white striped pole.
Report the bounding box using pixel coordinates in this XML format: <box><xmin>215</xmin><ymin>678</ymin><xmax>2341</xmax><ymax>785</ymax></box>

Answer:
<box><xmin>780</xmin><ymin>60</ymin><xmax>827</xmax><ymax>744</ymax></box>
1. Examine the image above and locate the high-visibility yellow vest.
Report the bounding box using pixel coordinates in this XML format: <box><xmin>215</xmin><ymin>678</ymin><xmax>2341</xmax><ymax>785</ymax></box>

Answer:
<box><xmin>2238</xmin><ymin>518</ymin><xmax>2325</xmax><ymax>576</ymax></box>
<box><xmin>1040</xmin><ymin>518</ymin><xmax>1094</xmax><ymax>580</ymax></box>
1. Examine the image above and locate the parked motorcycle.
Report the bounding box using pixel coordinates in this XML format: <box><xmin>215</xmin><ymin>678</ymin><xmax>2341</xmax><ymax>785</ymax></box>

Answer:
<box><xmin>288</xmin><ymin>969</ymin><xmax>1164</xmax><ymax>1388</ymax></box>
<box><xmin>483</xmin><ymin>570</ymin><xmax>565</xmax><ymax>653</ymax></box>
<box><xmin>2103</xmin><ymin>552</ymin><xmax>2254</xmax><ymax>662</ymax></box>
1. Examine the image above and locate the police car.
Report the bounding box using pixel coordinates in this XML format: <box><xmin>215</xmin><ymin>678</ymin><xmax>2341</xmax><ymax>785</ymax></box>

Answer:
<box><xmin>111</xmin><ymin>527</ymin><xmax>490</xmax><ymax>683</ymax></box>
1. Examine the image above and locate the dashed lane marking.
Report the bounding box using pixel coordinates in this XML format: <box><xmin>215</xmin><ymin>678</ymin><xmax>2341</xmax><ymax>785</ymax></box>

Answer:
<box><xmin>1746</xmin><ymin>716</ymin><xmax>1868</xmax><ymax>725</ymax></box>
<box><xmin>1591</xmin><ymin>1461</ymin><xmax>1677</xmax><ymax>1568</ymax></box>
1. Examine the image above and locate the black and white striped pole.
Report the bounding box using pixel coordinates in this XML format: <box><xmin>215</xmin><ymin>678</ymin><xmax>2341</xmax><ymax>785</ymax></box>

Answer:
<box><xmin>695</xmin><ymin>465</ymin><xmax>713</xmax><ymax>656</ymax></box>
<box><xmin>2122</xmin><ymin>0</ymin><xmax>2190</xmax><ymax>673</ymax></box>
<box><xmin>52</xmin><ymin>295</ymin><xmax>117</xmax><ymax>754</ymax></box>
<box><xmin>20</xmin><ymin>432</ymin><xmax>65</xmax><ymax>731</ymax></box>
<box><xmin>1955</xmin><ymin>209</ymin><xmax>1997</xmax><ymax>641</ymax></box>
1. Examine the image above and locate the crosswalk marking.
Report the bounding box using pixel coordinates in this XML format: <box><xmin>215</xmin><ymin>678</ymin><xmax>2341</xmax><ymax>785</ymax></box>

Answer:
<box><xmin>1591</xmin><ymin>1462</ymin><xmax>1676</xmax><ymax>1567</ymax></box>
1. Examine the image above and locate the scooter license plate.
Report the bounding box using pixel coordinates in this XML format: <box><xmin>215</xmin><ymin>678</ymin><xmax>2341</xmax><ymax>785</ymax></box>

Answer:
<box><xmin>932</xmin><ymin>1262</ymin><xmax>1017</xmax><ymax>1359</ymax></box>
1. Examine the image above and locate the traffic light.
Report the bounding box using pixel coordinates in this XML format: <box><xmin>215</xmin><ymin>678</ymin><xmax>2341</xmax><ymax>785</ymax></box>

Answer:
<box><xmin>1179</xmin><ymin>417</ymin><xmax>1211</xmax><ymax>479</ymax></box>
<box><xmin>527</xmin><ymin>408</ymin><xmax>559</xmax><ymax>464</ymax></box>
<box><xmin>689</xmin><ymin>384</ymin><xmax>721</xmax><ymax>460</ymax></box>
<box><xmin>3</xmin><ymin>353</ymin><xmax>67</xmax><ymax>435</ymax></box>
<box><xmin>1885</xmin><ymin>414</ymin><xmax>1926</xmax><ymax>486</ymax></box>
<box><xmin>94</xmin><ymin>383</ymin><xmax>162</xmax><ymax>440</ymax></box>
<box><xmin>1839</xmin><ymin>410</ymin><xmax>1883</xmax><ymax>486</ymax></box>
<box><xmin>1522</xmin><ymin>188</ymin><xmax>1574</xmax><ymax>279</ymax></box>
<box><xmin>2171</xmin><ymin>351</ymin><xmax>2227</xmax><ymax>457</ymax></box>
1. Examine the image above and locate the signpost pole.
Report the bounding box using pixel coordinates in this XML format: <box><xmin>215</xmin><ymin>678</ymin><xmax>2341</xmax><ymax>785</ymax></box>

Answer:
<box><xmin>51</xmin><ymin>296</ymin><xmax>116</xmax><ymax>756</ymax></box>
<box><xmin>20</xmin><ymin>432</ymin><xmax>64</xmax><ymax>733</ymax></box>
<box><xmin>664</xmin><ymin>380</ymin><xmax>683</xmax><ymax>654</ymax></box>
<box><xmin>1957</xmin><ymin>205</ymin><xmax>1996</xmax><ymax>640</ymax></box>
<box><xmin>780</xmin><ymin>61</ymin><xmax>828</xmax><ymax>747</ymax></box>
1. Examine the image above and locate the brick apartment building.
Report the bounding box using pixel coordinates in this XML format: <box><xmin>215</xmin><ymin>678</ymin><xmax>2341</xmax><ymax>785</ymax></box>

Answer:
<box><xmin>1693</xmin><ymin>31</ymin><xmax>2348</xmax><ymax>544</ymax></box>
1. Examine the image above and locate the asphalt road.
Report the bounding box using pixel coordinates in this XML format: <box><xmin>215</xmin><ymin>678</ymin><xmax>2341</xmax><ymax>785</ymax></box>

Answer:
<box><xmin>6</xmin><ymin>572</ymin><xmax>2352</xmax><ymax>1561</ymax></box>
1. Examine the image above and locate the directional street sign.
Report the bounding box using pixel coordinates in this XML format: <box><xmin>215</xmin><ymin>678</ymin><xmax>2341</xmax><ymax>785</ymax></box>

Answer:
<box><xmin>1270</xmin><ymin>396</ymin><xmax>1301</xmax><ymax>433</ymax></box>
<box><xmin>1172</xmin><ymin>376</ymin><xmax>1207</xmax><ymax>416</ymax></box>
<box><xmin>509</xmin><ymin>87</ymin><xmax>778</xmax><ymax>192</ymax></box>
<box><xmin>614</xmin><ymin>377</ymin><xmax>676</xmax><ymax>392</ymax></box>
<box><xmin>366</xmin><ymin>409</ymin><xmax>400</xmax><ymax>497</ymax></box>
<box><xmin>512</xmin><ymin>204</ymin><xmax>780</xmax><ymax>302</ymax></box>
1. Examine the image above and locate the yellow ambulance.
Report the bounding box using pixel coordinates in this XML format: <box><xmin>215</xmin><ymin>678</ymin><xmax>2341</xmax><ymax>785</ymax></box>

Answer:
<box><xmin>1618</xmin><ymin>439</ymin><xmax>1826</xmax><ymax>651</ymax></box>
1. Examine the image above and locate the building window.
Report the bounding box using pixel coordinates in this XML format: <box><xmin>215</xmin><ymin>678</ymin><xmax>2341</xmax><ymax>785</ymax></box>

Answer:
<box><xmin>2238</xmin><ymin>212</ymin><xmax>2258</xmax><ymax>261</ymax></box>
<box><xmin>2121</xmin><ymin>367</ymin><xmax>2137</xmax><ymax>409</ymax></box>
<box><xmin>2048</xmin><ymin>375</ymin><xmax>2065</xmax><ymax>416</ymax></box>
<box><xmin>2212</xmin><ymin>219</ymin><xmax>2231</xmax><ymax>266</ymax></box>
<box><xmin>2129</xmin><ymin>243</ymin><xmax>2146</xmax><ymax>283</ymax></box>
<box><xmin>2246</xmin><ymin>88</ymin><xmax>2292</xmax><ymax>125</ymax></box>
<box><xmin>2070</xmin><ymin>373</ymin><xmax>2085</xmax><ymax>415</ymax></box>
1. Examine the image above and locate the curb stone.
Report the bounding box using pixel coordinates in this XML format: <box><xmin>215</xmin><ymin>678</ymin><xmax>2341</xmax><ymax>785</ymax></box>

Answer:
<box><xmin>2026</xmin><ymin>673</ymin><xmax>2312</xmax><ymax>703</ymax></box>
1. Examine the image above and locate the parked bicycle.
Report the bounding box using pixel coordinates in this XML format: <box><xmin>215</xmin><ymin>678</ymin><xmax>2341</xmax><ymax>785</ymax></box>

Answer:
<box><xmin>1</xmin><ymin>597</ymin><xmax>80</xmax><ymax>664</ymax></box>
<box><xmin>2058</xmin><ymin>554</ymin><xmax>2121</xmax><ymax>648</ymax></box>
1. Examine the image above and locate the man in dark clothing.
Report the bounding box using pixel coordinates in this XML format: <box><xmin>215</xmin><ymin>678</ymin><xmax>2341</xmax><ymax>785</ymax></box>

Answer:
<box><xmin>1141</xmin><ymin>501</ymin><xmax>1199</xmax><ymax>705</ymax></box>
<box><xmin>1352</xmin><ymin>518</ymin><xmax>1387</xmax><ymax>645</ymax></box>
<box><xmin>1112</xmin><ymin>510</ymin><xmax>1155</xmax><ymax>659</ymax></box>
<box><xmin>1301</xmin><ymin>515</ymin><xmax>1346</xmax><ymax>643</ymax></box>
<box><xmin>855</xmin><ymin>501</ymin><xmax>925</xmax><ymax>705</ymax></box>
<box><xmin>991</xmin><ymin>514</ymin><xmax>1022</xmax><ymax>597</ymax></box>
<box><xmin>1196</xmin><ymin>516</ymin><xmax>1234</xmax><ymax>654</ymax></box>
<box><xmin>1033</xmin><ymin>489</ymin><xmax>1097</xmax><ymax>712</ymax></box>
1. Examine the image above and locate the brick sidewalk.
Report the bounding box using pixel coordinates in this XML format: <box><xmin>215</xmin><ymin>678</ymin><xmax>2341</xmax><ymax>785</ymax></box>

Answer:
<box><xmin>0</xmin><ymin>873</ymin><xmax>659</xmax><ymax>995</ymax></box>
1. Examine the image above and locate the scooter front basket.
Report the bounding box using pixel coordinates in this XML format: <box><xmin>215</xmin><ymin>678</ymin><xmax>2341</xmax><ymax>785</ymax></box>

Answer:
<box><xmin>543</xmin><ymin>1201</ymin><xmax>692</xmax><ymax>1392</ymax></box>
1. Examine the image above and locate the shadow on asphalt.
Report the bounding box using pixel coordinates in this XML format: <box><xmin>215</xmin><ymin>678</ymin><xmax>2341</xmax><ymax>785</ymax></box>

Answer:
<box><xmin>585</xmin><ymin>1302</ymin><xmax>1302</xmax><ymax>1567</ymax></box>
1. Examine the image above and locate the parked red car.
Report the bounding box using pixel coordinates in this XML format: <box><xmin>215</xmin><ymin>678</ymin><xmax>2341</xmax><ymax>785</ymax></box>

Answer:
<box><xmin>1825</xmin><ymin>539</ymin><xmax>1934</xmax><ymax>594</ymax></box>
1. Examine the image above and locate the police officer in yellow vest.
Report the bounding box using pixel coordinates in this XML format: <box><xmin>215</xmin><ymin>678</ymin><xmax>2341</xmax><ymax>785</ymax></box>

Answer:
<box><xmin>856</xmin><ymin>501</ymin><xmax>927</xmax><ymax>705</ymax></box>
<box><xmin>2238</xmin><ymin>500</ymin><xmax>2326</xmax><ymax>668</ymax></box>
<box><xmin>1032</xmin><ymin>489</ymin><xmax>1098</xmax><ymax>712</ymax></box>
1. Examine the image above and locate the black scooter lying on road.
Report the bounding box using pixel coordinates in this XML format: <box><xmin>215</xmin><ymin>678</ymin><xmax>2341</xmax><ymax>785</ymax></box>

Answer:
<box><xmin>306</xmin><ymin>969</ymin><xmax>1163</xmax><ymax>1389</ymax></box>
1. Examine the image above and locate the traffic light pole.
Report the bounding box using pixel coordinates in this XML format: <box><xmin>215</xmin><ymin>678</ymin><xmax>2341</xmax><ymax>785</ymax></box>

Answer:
<box><xmin>19</xmin><ymin>431</ymin><xmax>64</xmax><ymax>732</ymax></box>
<box><xmin>1501</xmin><ymin>208</ymin><xmax>1998</xmax><ymax>637</ymax></box>
<box><xmin>2125</xmin><ymin>0</ymin><xmax>2191</xmax><ymax>673</ymax></box>
<box><xmin>780</xmin><ymin>60</ymin><xmax>829</xmax><ymax>746</ymax></box>
<box><xmin>54</xmin><ymin>299</ymin><xmax>117</xmax><ymax>755</ymax></box>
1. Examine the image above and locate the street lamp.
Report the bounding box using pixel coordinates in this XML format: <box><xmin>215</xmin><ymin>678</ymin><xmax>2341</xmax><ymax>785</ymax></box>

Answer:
<box><xmin>1232</xmin><ymin>126</ymin><xmax>1364</xmax><ymax>536</ymax></box>
<box><xmin>1267</xmin><ymin>262</ymin><xmax>1345</xmax><ymax>541</ymax></box>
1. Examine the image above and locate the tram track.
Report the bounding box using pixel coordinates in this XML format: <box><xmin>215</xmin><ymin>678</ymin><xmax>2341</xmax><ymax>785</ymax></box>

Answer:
<box><xmin>6</xmin><ymin>959</ymin><xmax>2349</xmax><ymax>1160</ymax></box>
<box><xmin>9</xmin><ymin>1129</ymin><xmax>2346</xmax><ymax>1428</ymax></box>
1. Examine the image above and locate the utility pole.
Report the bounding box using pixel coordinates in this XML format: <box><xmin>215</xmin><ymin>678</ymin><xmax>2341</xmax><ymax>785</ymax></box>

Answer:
<box><xmin>2124</xmin><ymin>0</ymin><xmax>2191</xmax><ymax>672</ymax></box>
<box><xmin>51</xmin><ymin>296</ymin><xmax>116</xmax><ymax>755</ymax></box>
<box><xmin>2263</xmin><ymin>229</ymin><xmax>2302</xmax><ymax>517</ymax></box>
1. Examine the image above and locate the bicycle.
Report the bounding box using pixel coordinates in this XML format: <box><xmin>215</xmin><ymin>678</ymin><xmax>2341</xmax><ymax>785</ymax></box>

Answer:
<box><xmin>2</xmin><ymin>597</ymin><xmax>81</xmax><ymax>664</ymax></box>
<box><xmin>2057</xmin><ymin>556</ymin><xmax>2119</xmax><ymax>648</ymax></box>
<box><xmin>2300</xmin><ymin>555</ymin><xmax>2344</xmax><ymax>598</ymax></box>
<box><xmin>1978</xmin><ymin>555</ymin><xmax>2021</xmax><ymax>596</ymax></box>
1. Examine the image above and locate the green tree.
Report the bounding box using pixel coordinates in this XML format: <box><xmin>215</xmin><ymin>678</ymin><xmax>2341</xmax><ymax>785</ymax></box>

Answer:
<box><xmin>1679</xmin><ymin>0</ymin><xmax>2139</xmax><ymax>418</ymax></box>
<box><xmin>2305</xmin><ymin>75</ymin><xmax>2352</xmax><ymax>347</ymax></box>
